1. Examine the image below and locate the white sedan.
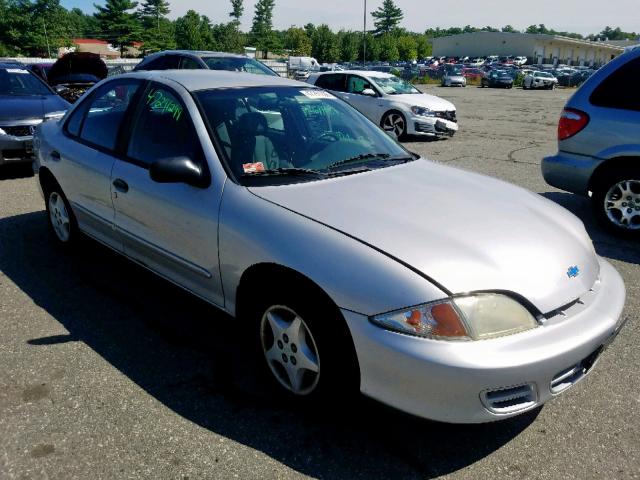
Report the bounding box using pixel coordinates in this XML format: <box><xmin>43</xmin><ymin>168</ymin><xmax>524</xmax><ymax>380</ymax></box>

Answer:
<box><xmin>308</xmin><ymin>70</ymin><xmax>458</xmax><ymax>139</ymax></box>
<box><xmin>523</xmin><ymin>71</ymin><xmax>559</xmax><ymax>90</ymax></box>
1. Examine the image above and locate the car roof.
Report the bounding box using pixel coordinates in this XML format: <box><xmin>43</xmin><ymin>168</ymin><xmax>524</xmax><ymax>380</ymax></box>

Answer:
<box><xmin>144</xmin><ymin>50</ymin><xmax>249</xmax><ymax>60</ymax></box>
<box><xmin>0</xmin><ymin>61</ymin><xmax>26</xmax><ymax>69</ymax></box>
<box><xmin>122</xmin><ymin>69</ymin><xmax>309</xmax><ymax>91</ymax></box>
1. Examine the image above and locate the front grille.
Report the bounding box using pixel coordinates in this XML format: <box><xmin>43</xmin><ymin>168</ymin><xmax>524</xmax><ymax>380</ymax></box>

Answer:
<box><xmin>1</xmin><ymin>148</ymin><xmax>32</xmax><ymax>159</ymax></box>
<box><xmin>1</xmin><ymin>125</ymin><xmax>35</xmax><ymax>137</ymax></box>
<box><xmin>481</xmin><ymin>383</ymin><xmax>537</xmax><ymax>414</ymax></box>
<box><xmin>550</xmin><ymin>346</ymin><xmax>603</xmax><ymax>394</ymax></box>
<box><xmin>414</xmin><ymin>122</ymin><xmax>435</xmax><ymax>134</ymax></box>
<box><xmin>435</xmin><ymin>111</ymin><xmax>457</xmax><ymax>123</ymax></box>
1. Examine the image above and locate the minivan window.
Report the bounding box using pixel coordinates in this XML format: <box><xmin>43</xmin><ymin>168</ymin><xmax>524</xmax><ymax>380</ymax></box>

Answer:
<box><xmin>78</xmin><ymin>80</ymin><xmax>141</xmax><ymax>150</ymax></box>
<box><xmin>590</xmin><ymin>57</ymin><xmax>640</xmax><ymax>112</ymax></box>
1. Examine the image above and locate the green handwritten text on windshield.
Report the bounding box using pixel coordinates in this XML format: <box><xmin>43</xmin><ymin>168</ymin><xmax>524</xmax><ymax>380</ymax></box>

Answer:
<box><xmin>146</xmin><ymin>89</ymin><xmax>183</xmax><ymax>122</ymax></box>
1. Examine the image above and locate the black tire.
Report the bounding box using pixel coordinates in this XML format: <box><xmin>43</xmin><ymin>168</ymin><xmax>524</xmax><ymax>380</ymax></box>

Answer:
<box><xmin>592</xmin><ymin>168</ymin><xmax>640</xmax><ymax>238</ymax></box>
<box><xmin>248</xmin><ymin>283</ymin><xmax>360</xmax><ymax>404</ymax></box>
<box><xmin>43</xmin><ymin>182</ymin><xmax>80</xmax><ymax>246</ymax></box>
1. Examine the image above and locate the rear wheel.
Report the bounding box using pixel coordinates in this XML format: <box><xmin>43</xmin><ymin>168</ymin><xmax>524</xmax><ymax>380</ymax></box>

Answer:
<box><xmin>592</xmin><ymin>169</ymin><xmax>640</xmax><ymax>237</ymax></box>
<box><xmin>45</xmin><ymin>186</ymin><xmax>79</xmax><ymax>246</ymax></box>
<box><xmin>381</xmin><ymin>111</ymin><xmax>407</xmax><ymax>140</ymax></box>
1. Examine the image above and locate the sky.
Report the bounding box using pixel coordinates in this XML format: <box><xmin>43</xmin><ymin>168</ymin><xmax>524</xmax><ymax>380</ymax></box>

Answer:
<box><xmin>61</xmin><ymin>0</ymin><xmax>639</xmax><ymax>36</ymax></box>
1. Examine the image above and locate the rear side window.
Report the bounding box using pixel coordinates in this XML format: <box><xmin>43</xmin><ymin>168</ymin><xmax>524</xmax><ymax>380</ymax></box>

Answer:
<box><xmin>78</xmin><ymin>81</ymin><xmax>141</xmax><ymax>150</ymax></box>
<box><xmin>590</xmin><ymin>57</ymin><xmax>640</xmax><ymax>111</ymax></box>
<box><xmin>127</xmin><ymin>85</ymin><xmax>202</xmax><ymax>167</ymax></box>
<box><xmin>180</xmin><ymin>57</ymin><xmax>201</xmax><ymax>69</ymax></box>
<box><xmin>315</xmin><ymin>74</ymin><xmax>345</xmax><ymax>91</ymax></box>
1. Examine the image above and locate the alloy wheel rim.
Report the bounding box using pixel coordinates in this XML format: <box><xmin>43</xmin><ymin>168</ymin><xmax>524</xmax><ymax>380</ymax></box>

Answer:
<box><xmin>604</xmin><ymin>179</ymin><xmax>640</xmax><ymax>230</ymax></box>
<box><xmin>260</xmin><ymin>305</ymin><xmax>320</xmax><ymax>395</ymax></box>
<box><xmin>48</xmin><ymin>192</ymin><xmax>71</xmax><ymax>242</ymax></box>
<box><xmin>383</xmin><ymin>113</ymin><xmax>405</xmax><ymax>137</ymax></box>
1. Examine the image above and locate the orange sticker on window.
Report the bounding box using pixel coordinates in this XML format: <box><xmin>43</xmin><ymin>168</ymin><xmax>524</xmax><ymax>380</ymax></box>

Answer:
<box><xmin>242</xmin><ymin>162</ymin><xmax>266</xmax><ymax>173</ymax></box>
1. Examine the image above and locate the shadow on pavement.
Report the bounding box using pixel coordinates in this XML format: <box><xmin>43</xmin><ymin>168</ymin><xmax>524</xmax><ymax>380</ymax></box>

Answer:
<box><xmin>0</xmin><ymin>210</ymin><xmax>539</xmax><ymax>479</ymax></box>
<box><xmin>0</xmin><ymin>163</ymin><xmax>35</xmax><ymax>180</ymax></box>
<box><xmin>541</xmin><ymin>192</ymin><xmax>640</xmax><ymax>265</ymax></box>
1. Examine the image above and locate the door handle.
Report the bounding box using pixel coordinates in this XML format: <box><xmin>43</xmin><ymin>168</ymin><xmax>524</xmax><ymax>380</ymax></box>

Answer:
<box><xmin>50</xmin><ymin>150</ymin><xmax>61</xmax><ymax>161</ymax></box>
<box><xmin>112</xmin><ymin>178</ymin><xmax>129</xmax><ymax>193</ymax></box>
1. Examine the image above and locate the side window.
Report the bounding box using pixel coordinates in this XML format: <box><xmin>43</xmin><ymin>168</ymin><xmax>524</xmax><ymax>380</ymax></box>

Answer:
<box><xmin>180</xmin><ymin>57</ymin><xmax>201</xmax><ymax>70</ymax></box>
<box><xmin>162</xmin><ymin>55</ymin><xmax>180</xmax><ymax>69</ymax></box>
<box><xmin>78</xmin><ymin>80</ymin><xmax>141</xmax><ymax>150</ymax></box>
<box><xmin>140</xmin><ymin>57</ymin><xmax>166</xmax><ymax>70</ymax></box>
<box><xmin>347</xmin><ymin>75</ymin><xmax>372</xmax><ymax>94</ymax></box>
<box><xmin>127</xmin><ymin>85</ymin><xmax>201</xmax><ymax>167</ymax></box>
<box><xmin>590</xmin><ymin>57</ymin><xmax>640</xmax><ymax>112</ymax></box>
<box><xmin>65</xmin><ymin>104</ymin><xmax>86</xmax><ymax>137</ymax></box>
<box><xmin>316</xmin><ymin>74</ymin><xmax>345</xmax><ymax>92</ymax></box>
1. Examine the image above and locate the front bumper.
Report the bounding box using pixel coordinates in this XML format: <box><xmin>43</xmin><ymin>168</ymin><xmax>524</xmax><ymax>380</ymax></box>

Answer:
<box><xmin>542</xmin><ymin>151</ymin><xmax>602</xmax><ymax>195</ymax></box>
<box><xmin>342</xmin><ymin>257</ymin><xmax>625</xmax><ymax>423</ymax></box>
<box><xmin>0</xmin><ymin>134</ymin><xmax>35</xmax><ymax>165</ymax></box>
<box><xmin>410</xmin><ymin>116</ymin><xmax>458</xmax><ymax>137</ymax></box>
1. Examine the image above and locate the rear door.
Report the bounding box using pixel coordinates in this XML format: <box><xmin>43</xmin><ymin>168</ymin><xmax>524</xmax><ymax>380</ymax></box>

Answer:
<box><xmin>55</xmin><ymin>78</ymin><xmax>143</xmax><ymax>249</ymax></box>
<box><xmin>110</xmin><ymin>82</ymin><xmax>225</xmax><ymax>306</ymax></box>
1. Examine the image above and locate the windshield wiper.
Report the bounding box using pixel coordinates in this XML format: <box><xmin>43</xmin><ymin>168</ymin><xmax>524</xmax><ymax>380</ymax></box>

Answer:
<box><xmin>241</xmin><ymin>167</ymin><xmax>326</xmax><ymax>178</ymax></box>
<box><xmin>326</xmin><ymin>153</ymin><xmax>414</xmax><ymax>171</ymax></box>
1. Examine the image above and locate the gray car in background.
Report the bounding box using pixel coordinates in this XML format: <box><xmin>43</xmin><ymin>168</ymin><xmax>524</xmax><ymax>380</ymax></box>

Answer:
<box><xmin>0</xmin><ymin>62</ymin><xmax>69</xmax><ymax>167</ymax></box>
<box><xmin>542</xmin><ymin>48</ymin><xmax>640</xmax><ymax>236</ymax></box>
<box><xmin>34</xmin><ymin>70</ymin><xmax>625</xmax><ymax>423</ymax></box>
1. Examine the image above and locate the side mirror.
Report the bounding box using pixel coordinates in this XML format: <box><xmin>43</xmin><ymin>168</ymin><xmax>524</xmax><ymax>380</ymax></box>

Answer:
<box><xmin>362</xmin><ymin>88</ymin><xmax>377</xmax><ymax>97</ymax></box>
<box><xmin>149</xmin><ymin>156</ymin><xmax>209</xmax><ymax>188</ymax></box>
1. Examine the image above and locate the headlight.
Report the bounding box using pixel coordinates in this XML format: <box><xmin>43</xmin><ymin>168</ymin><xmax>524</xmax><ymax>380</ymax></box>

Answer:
<box><xmin>410</xmin><ymin>106</ymin><xmax>436</xmax><ymax>117</ymax></box>
<box><xmin>370</xmin><ymin>294</ymin><xmax>538</xmax><ymax>341</ymax></box>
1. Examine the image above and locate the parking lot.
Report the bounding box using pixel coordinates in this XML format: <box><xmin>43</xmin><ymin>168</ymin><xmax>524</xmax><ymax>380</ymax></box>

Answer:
<box><xmin>1</xmin><ymin>85</ymin><xmax>638</xmax><ymax>480</ymax></box>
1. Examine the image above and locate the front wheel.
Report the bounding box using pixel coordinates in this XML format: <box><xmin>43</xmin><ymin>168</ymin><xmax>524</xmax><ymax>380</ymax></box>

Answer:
<box><xmin>381</xmin><ymin>111</ymin><xmax>407</xmax><ymax>140</ymax></box>
<box><xmin>592</xmin><ymin>171</ymin><xmax>640</xmax><ymax>237</ymax></box>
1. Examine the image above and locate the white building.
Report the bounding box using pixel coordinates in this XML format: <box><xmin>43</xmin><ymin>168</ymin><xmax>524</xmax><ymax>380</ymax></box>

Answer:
<box><xmin>433</xmin><ymin>32</ymin><xmax>624</xmax><ymax>66</ymax></box>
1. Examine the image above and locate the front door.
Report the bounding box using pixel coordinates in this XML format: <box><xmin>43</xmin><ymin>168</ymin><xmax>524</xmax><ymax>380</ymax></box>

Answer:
<box><xmin>111</xmin><ymin>82</ymin><xmax>225</xmax><ymax>306</ymax></box>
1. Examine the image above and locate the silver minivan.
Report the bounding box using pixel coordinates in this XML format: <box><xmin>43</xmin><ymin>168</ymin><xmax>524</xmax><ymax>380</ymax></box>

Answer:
<box><xmin>542</xmin><ymin>48</ymin><xmax>640</xmax><ymax>236</ymax></box>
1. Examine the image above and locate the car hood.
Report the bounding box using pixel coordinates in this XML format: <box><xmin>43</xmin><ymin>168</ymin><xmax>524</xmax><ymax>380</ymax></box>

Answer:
<box><xmin>390</xmin><ymin>93</ymin><xmax>455</xmax><ymax>111</ymax></box>
<box><xmin>0</xmin><ymin>95</ymin><xmax>68</xmax><ymax>122</ymax></box>
<box><xmin>249</xmin><ymin>160</ymin><xmax>599</xmax><ymax>314</ymax></box>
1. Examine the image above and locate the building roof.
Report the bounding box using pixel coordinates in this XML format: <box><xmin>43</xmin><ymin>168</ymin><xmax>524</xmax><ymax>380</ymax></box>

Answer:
<box><xmin>73</xmin><ymin>38</ymin><xmax>109</xmax><ymax>45</ymax></box>
<box><xmin>433</xmin><ymin>31</ymin><xmax>625</xmax><ymax>51</ymax></box>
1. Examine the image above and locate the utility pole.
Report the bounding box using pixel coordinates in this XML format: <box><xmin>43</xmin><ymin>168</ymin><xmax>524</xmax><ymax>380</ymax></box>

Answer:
<box><xmin>363</xmin><ymin>0</ymin><xmax>367</xmax><ymax>67</ymax></box>
<box><xmin>42</xmin><ymin>18</ymin><xmax>52</xmax><ymax>59</ymax></box>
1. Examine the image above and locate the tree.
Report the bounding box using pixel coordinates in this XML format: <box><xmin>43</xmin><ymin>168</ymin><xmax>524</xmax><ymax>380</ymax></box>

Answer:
<box><xmin>94</xmin><ymin>0</ymin><xmax>142</xmax><ymax>56</ymax></box>
<box><xmin>396</xmin><ymin>35</ymin><xmax>417</xmax><ymax>61</ymax></box>
<box><xmin>377</xmin><ymin>33</ymin><xmax>399</xmax><ymax>61</ymax></box>
<box><xmin>250</xmin><ymin>0</ymin><xmax>278</xmax><ymax>58</ymax></box>
<box><xmin>304</xmin><ymin>23</ymin><xmax>316</xmax><ymax>38</ymax></box>
<box><xmin>229</xmin><ymin>0</ymin><xmax>243</xmax><ymax>23</ymax></box>
<box><xmin>415</xmin><ymin>35</ymin><xmax>431</xmax><ymax>59</ymax></box>
<box><xmin>139</xmin><ymin>0</ymin><xmax>173</xmax><ymax>52</ymax></box>
<box><xmin>284</xmin><ymin>27</ymin><xmax>311</xmax><ymax>56</ymax></box>
<box><xmin>502</xmin><ymin>25</ymin><xmax>517</xmax><ymax>33</ymax></box>
<box><xmin>212</xmin><ymin>21</ymin><xmax>244</xmax><ymax>53</ymax></box>
<box><xmin>175</xmin><ymin>10</ymin><xmax>213</xmax><ymax>50</ymax></box>
<box><xmin>371</xmin><ymin>0</ymin><xmax>403</xmax><ymax>36</ymax></box>
<box><xmin>139</xmin><ymin>0</ymin><xmax>169</xmax><ymax>30</ymax></box>
<box><xmin>311</xmin><ymin>24</ymin><xmax>339</xmax><ymax>63</ymax></box>
<box><xmin>339</xmin><ymin>30</ymin><xmax>360</xmax><ymax>62</ymax></box>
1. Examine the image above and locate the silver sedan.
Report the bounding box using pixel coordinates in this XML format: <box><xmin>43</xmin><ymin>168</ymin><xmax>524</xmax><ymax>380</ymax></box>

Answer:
<box><xmin>34</xmin><ymin>70</ymin><xmax>626</xmax><ymax>423</ymax></box>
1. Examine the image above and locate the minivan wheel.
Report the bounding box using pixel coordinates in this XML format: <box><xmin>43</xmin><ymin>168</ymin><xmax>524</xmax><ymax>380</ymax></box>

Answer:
<box><xmin>45</xmin><ymin>188</ymin><xmax>79</xmax><ymax>245</ymax></box>
<box><xmin>249</xmin><ymin>286</ymin><xmax>359</xmax><ymax>402</ymax></box>
<box><xmin>593</xmin><ymin>172</ymin><xmax>640</xmax><ymax>236</ymax></box>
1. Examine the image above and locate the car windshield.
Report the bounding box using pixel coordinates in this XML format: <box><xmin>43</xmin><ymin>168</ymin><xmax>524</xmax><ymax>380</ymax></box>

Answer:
<box><xmin>446</xmin><ymin>66</ymin><xmax>464</xmax><ymax>75</ymax></box>
<box><xmin>196</xmin><ymin>86</ymin><xmax>410</xmax><ymax>185</ymax></box>
<box><xmin>536</xmin><ymin>72</ymin><xmax>553</xmax><ymax>78</ymax></box>
<box><xmin>0</xmin><ymin>68</ymin><xmax>52</xmax><ymax>96</ymax></box>
<box><xmin>370</xmin><ymin>75</ymin><xmax>421</xmax><ymax>94</ymax></box>
<box><xmin>202</xmin><ymin>57</ymin><xmax>277</xmax><ymax>76</ymax></box>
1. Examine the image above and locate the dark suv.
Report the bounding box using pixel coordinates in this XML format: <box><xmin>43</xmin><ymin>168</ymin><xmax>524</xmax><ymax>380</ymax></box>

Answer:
<box><xmin>134</xmin><ymin>50</ymin><xmax>278</xmax><ymax>76</ymax></box>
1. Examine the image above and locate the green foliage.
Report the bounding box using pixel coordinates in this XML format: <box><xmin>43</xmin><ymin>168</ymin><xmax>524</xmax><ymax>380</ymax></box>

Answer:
<box><xmin>338</xmin><ymin>30</ymin><xmax>360</xmax><ymax>63</ymax></box>
<box><xmin>174</xmin><ymin>9</ymin><xmax>213</xmax><ymax>50</ymax></box>
<box><xmin>377</xmin><ymin>34</ymin><xmax>399</xmax><ymax>62</ymax></box>
<box><xmin>371</xmin><ymin>0</ymin><xmax>403</xmax><ymax>36</ymax></box>
<box><xmin>250</xmin><ymin>0</ymin><xmax>279</xmax><ymax>58</ymax></box>
<box><xmin>285</xmin><ymin>27</ymin><xmax>311</xmax><ymax>56</ymax></box>
<box><xmin>212</xmin><ymin>21</ymin><xmax>245</xmax><ymax>53</ymax></box>
<box><xmin>396</xmin><ymin>35</ymin><xmax>417</xmax><ymax>61</ymax></box>
<box><xmin>94</xmin><ymin>0</ymin><xmax>141</xmax><ymax>55</ymax></box>
<box><xmin>229</xmin><ymin>0</ymin><xmax>243</xmax><ymax>22</ymax></box>
<box><xmin>139</xmin><ymin>0</ymin><xmax>173</xmax><ymax>52</ymax></box>
<box><xmin>311</xmin><ymin>24</ymin><xmax>340</xmax><ymax>63</ymax></box>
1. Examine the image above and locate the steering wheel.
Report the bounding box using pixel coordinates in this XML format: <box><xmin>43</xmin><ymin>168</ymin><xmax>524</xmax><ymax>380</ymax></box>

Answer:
<box><xmin>308</xmin><ymin>131</ymin><xmax>341</xmax><ymax>157</ymax></box>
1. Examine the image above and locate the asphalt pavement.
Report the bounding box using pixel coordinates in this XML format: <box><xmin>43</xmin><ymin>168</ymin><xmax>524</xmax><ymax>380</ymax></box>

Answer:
<box><xmin>0</xmin><ymin>85</ymin><xmax>638</xmax><ymax>479</ymax></box>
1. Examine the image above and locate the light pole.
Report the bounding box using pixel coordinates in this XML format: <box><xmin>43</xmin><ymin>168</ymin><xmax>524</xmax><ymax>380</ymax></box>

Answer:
<box><xmin>363</xmin><ymin>0</ymin><xmax>367</xmax><ymax>67</ymax></box>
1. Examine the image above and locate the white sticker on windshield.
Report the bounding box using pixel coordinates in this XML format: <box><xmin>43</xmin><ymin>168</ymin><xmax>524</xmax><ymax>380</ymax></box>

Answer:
<box><xmin>300</xmin><ymin>89</ymin><xmax>336</xmax><ymax>100</ymax></box>
<box><xmin>5</xmin><ymin>68</ymin><xmax>29</xmax><ymax>74</ymax></box>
